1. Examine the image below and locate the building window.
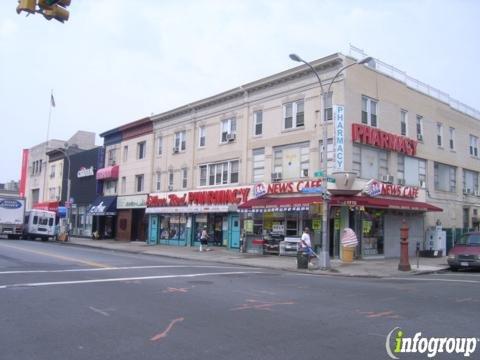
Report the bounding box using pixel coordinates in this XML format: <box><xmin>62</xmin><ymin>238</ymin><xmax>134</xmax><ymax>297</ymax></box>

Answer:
<box><xmin>168</xmin><ymin>170</ymin><xmax>174</xmax><ymax>189</ymax></box>
<box><xmin>121</xmin><ymin>176</ymin><xmax>126</xmax><ymax>194</ymax></box>
<box><xmin>449</xmin><ymin>127</ymin><xmax>455</xmax><ymax>150</ymax></box>
<box><xmin>107</xmin><ymin>148</ymin><xmax>117</xmax><ymax>166</ymax></box>
<box><xmin>463</xmin><ymin>169</ymin><xmax>479</xmax><ymax>194</ymax></box>
<box><xmin>272</xmin><ymin>142</ymin><xmax>310</xmax><ymax>180</ymax></box>
<box><xmin>319</xmin><ymin>139</ymin><xmax>334</xmax><ymax>175</ymax></box>
<box><xmin>283</xmin><ymin>100</ymin><xmax>304</xmax><ymax>129</ymax></box>
<box><xmin>361</xmin><ymin>96</ymin><xmax>377</xmax><ymax>127</ymax></box>
<box><xmin>397</xmin><ymin>155</ymin><xmax>426</xmax><ymax>187</ymax></box>
<box><xmin>50</xmin><ymin>164</ymin><xmax>55</xmax><ymax>178</ymax></box>
<box><xmin>199</xmin><ymin>160</ymin><xmax>240</xmax><ymax>187</ymax></box>
<box><xmin>135</xmin><ymin>174</ymin><xmax>144</xmax><ymax>193</ymax></box>
<box><xmin>174</xmin><ymin>131</ymin><xmax>186</xmax><ymax>151</ymax></box>
<box><xmin>324</xmin><ymin>92</ymin><xmax>333</xmax><ymax>121</ymax></box>
<box><xmin>400</xmin><ymin>110</ymin><xmax>407</xmax><ymax>136</ymax></box>
<box><xmin>416</xmin><ymin>115</ymin><xmax>424</xmax><ymax>141</ymax></box>
<box><xmin>437</xmin><ymin>123</ymin><xmax>443</xmax><ymax>147</ymax></box>
<box><xmin>199</xmin><ymin>126</ymin><xmax>206</xmax><ymax>147</ymax></box>
<box><xmin>48</xmin><ymin>187</ymin><xmax>56</xmax><ymax>200</ymax></box>
<box><xmin>104</xmin><ymin>180</ymin><xmax>117</xmax><ymax>195</ymax></box>
<box><xmin>253</xmin><ymin>111</ymin><xmax>263</xmax><ymax>136</ymax></box>
<box><xmin>157</xmin><ymin>136</ymin><xmax>163</xmax><ymax>155</ymax></box>
<box><xmin>182</xmin><ymin>168</ymin><xmax>188</xmax><ymax>189</ymax></box>
<box><xmin>252</xmin><ymin>148</ymin><xmax>265</xmax><ymax>182</ymax></box>
<box><xmin>123</xmin><ymin>146</ymin><xmax>128</xmax><ymax>162</ymax></box>
<box><xmin>470</xmin><ymin>135</ymin><xmax>478</xmax><ymax>157</ymax></box>
<box><xmin>155</xmin><ymin>172</ymin><xmax>161</xmax><ymax>191</ymax></box>
<box><xmin>221</xmin><ymin>118</ymin><xmax>237</xmax><ymax>143</ymax></box>
<box><xmin>434</xmin><ymin>162</ymin><xmax>456</xmax><ymax>192</ymax></box>
<box><xmin>137</xmin><ymin>141</ymin><xmax>146</xmax><ymax>160</ymax></box>
<box><xmin>352</xmin><ymin>144</ymin><xmax>388</xmax><ymax>180</ymax></box>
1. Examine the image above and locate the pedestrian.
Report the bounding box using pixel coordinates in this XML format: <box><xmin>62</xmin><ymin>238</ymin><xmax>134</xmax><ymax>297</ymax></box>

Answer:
<box><xmin>300</xmin><ymin>227</ymin><xmax>316</xmax><ymax>266</ymax></box>
<box><xmin>200</xmin><ymin>226</ymin><xmax>209</xmax><ymax>252</ymax></box>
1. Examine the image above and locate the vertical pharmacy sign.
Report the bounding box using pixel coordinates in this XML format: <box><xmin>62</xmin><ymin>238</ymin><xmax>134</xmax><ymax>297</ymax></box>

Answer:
<box><xmin>334</xmin><ymin>105</ymin><xmax>345</xmax><ymax>171</ymax></box>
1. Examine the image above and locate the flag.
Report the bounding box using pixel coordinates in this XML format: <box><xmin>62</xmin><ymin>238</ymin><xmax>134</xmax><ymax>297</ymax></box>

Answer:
<box><xmin>50</xmin><ymin>93</ymin><xmax>56</xmax><ymax>107</ymax></box>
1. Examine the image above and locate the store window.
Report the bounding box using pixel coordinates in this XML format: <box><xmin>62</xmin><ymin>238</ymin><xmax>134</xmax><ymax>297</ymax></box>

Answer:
<box><xmin>434</xmin><ymin>162</ymin><xmax>456</xmax><ymax>192</ymax></box>
<box><xmin>272</xmin><ymin>142</ymin><xmax>309</xmax><ymax>180</ymax></box>
<box><xmin>104</xmin><ymin>180</ymin><xmax>117</xmax><ymax>195</ymax></box>
<box><xmin>352</xmin><ymin>144</ymin><xmax>388</xmax><ymax>180</ymax></box>
<box><xmin>361</xmin><ymin>210</ymin><xmax>384</xmax><ymax>256</ymax></box>
<box><xmin>159</xmin><ymin>215</ymin><xmax>187</xmax><ymax>241</ymax></box>
<box><xmin>253</xmin><ymin>148</ymin><xmax>265</xmax><ymax>182</ymax></box>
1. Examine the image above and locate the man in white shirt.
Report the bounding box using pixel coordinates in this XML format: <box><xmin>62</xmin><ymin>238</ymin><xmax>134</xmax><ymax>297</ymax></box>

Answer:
<box><xmin>300</xmin><ymin>227</ymin><xmax>316</xmax><ymax>266</ymax></box>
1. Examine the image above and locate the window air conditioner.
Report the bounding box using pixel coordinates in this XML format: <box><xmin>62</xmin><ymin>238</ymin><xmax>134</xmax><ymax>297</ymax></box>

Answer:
<box><xmin>397</xmin><ymin>178</ymin><xmax>405</xmax><ymax>186</ymax></box>
<box><xmin>417</xmin><ymin>134</ymin><xmax>424</xmax><ymax>141</ymax></box>
<box><xmin>226</xmin><ymin>133</ymin><xmax>236</xmax><ymax>142</ymax></box>
<box><xmin>172</xmin><ymin>146</ymin><xmax>179</xmax><ymax>154</ymax></box>
<box><xmin>271</xmin><ymin>172</ymin><xmax>282</xmax><ymax>182</ymax></box>
<box><xmin>463</xmin><ymin>188</ymin><xmax>472</xmax><ymax>195</ymax></box>
<box><xmin>381</xmin><ymin>175</ymin><xmax>394</xmax><ymax>184</ymax></box>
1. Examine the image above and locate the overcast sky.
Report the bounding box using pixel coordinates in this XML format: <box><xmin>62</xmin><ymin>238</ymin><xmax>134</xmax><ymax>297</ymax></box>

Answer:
<box><xmin>1</xmin><ymin>0</ymin><xmax>479</xmax><ymax>183</ymax></box>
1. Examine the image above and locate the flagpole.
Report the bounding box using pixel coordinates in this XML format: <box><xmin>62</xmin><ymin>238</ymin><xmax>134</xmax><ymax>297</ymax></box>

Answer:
<box><xmin>43</xmin><ymin>89</ymin><xmax>54</xmax><ymax>203</ymax></box>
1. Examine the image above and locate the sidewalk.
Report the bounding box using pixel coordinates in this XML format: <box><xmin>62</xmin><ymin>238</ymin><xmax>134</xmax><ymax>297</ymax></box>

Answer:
<box><xmin>64</xmin><ymin>237</ymin><xmax>449</xmax><ymax>278</ymax></box>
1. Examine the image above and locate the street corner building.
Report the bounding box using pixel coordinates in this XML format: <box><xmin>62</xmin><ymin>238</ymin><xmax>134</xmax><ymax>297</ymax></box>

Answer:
<box><xmin>22</xmin><ymin>48</ymin><xmax>480</xmax><ymax>259</ymax></box>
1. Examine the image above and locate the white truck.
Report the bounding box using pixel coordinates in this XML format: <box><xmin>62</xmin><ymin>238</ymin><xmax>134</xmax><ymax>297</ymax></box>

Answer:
<box><xmin>0</xmin><ymin>196</ymin><xmax>26</xmax><ymax>239</ymax></box>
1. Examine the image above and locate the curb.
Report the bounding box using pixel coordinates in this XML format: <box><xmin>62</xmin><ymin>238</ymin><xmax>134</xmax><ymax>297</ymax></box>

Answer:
<box><xmin>54</xmin><ymin>240</ymin><xmax>444</xmax><ymax>279</ymax></box>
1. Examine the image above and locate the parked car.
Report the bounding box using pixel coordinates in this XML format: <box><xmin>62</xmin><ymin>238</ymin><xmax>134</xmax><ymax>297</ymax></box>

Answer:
<box><xmin>447</xmin><ymin>232</ymin><xmax>480</xmax><ymax>271</ymax></box>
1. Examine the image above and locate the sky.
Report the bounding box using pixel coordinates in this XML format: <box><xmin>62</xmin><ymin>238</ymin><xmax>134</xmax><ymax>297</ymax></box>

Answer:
<box><xmin>1</xmin><ymin>0</ymin><xmax>479</xmax><ymax>183</ymax></box>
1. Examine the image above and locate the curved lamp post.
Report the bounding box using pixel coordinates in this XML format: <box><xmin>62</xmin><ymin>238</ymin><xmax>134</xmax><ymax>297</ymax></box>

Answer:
<box><xmin>289</xmin><ymin>54</ymin><xmax>372</xmax><ymax>269</ymax></box>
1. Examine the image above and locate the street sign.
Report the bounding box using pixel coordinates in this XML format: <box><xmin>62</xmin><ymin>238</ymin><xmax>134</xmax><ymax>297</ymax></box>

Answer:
<box><xmin>314</xmin><ymin>171</ymin><xmax>336</xmax><ymax>183</ymax></box>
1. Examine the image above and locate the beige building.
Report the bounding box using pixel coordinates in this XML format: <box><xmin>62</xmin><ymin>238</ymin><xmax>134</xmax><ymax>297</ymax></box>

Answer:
<box><xmin>25</xmin><ymin>131</ymin><xmax>96</xmax><ymax>211</ymax></box>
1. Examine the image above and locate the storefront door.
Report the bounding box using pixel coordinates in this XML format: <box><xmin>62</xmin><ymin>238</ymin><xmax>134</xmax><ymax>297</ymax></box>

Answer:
<box><xmin>148</xmin><ymin>215</ymin><xmax>158</xmax><ymax>245</ymax></box>
<box><xmin>229</xmin><ymin>214</ymin><xmax>240</xmax><ymax>248</ymax></box>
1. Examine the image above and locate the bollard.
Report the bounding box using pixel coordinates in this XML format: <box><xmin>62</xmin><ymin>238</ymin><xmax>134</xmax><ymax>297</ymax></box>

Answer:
<box><xmin>398</xmin><ymin>220</ymin><xmax>411</xmax><ymax>271</ymax></box>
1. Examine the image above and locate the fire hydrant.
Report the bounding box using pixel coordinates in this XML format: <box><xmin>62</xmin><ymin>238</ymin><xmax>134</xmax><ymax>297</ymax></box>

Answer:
<box><xmin>398</xmin><ymin>220</ymin><xmax>411</xmax><ymax>271</ymax></box>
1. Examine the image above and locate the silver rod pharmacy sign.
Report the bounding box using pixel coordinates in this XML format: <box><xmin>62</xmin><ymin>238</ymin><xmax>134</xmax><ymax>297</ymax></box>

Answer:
<box><xmin>77</xmin><ymin>166</ymin><xmax>94</xmax><ymax>178</ymax></box>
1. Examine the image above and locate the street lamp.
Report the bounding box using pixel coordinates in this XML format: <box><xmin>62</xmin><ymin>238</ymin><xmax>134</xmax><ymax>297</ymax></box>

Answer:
<box><xmin>289</xmin><ymin>53</ymin><xmax>372</xmax><ymax>269</ymax></box>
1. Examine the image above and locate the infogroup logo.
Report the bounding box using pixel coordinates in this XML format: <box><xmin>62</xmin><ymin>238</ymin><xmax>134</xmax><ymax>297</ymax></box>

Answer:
<box><xmin>385</xmin><ymin>327</ymin><xmax>479</xmax><ymax>359</ymax></box>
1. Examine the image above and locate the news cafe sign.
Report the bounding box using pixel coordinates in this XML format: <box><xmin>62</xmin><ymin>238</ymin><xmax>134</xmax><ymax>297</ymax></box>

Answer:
<box><xmin>254</xmin><ymin>180</ymin><xmax>324</xmax><ymax>198</ymax></box>
<box><xmin>77</xmin><ymin>166</ymin><xmax>95</xmax><ymax>178</ymax></box>
<box><xmin>147</xmin><ymin>187</ymin><xmax>251</xmax><ymax>207</ymax></box>
<box><xmin>352</xmin><ymin>123</ymin><xmax>418</xmax><ymax>156</ymax></box>
<box><xmin>363</xmin><ymin>179</ymin><xmax>419</xmax><ymax>199</ymax></box>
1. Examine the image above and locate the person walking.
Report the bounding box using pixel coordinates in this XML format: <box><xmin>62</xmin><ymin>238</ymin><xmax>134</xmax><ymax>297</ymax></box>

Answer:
<box><xmin>300</xmin><ymin>227</ymin><xmax>316</xmax><ymax>266</ymax></box>
<box><xmin>200</xmin><ymin>226</ymin><xmax>209</xmax><ymax>252</ymax></box>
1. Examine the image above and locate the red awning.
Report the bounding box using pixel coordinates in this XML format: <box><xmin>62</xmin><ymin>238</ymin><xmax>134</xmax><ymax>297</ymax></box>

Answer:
<box><xmin>330</xmin><ymin>196</ymin><xmax>442</xmax><ymax>212</ymax></box>
<box><xmin>96</xmin><ymin>165</ymin><xmax>119</xmax><ymax>180</ymax></box>
<box><xmin>238</xmin><ymin>196</ymin><xmax>324</xmax><ymax>212</ymax></box>
<box><xmin>33</xmin><ymin>201</ymin><xmax>59</xmax><ymax>212</ymax></box>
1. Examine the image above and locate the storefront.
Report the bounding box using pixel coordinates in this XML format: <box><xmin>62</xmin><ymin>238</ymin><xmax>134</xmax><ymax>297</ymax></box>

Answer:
<box><xmin>238</xmin><ymin>180</ymin><xmax>326</xmax><ymax>254</ymax></box>
<box><xmin>330</xmin><ymin>179</ymin><xmax>442</xmax><ymax>259</ymax></box>
<box><xmin>146</xmin><ymin>186</ymin><xmax>250</xmax><ymax>248</ymax></box>
<box><xmin>88</xmin><ymin>195</ymin><xmax>117</xmax><ymax>239</ymax></box>
<box><xmin>116</xmin><ymin>194</ymin><xmax>148</xmax><ymax>241</ymax></box>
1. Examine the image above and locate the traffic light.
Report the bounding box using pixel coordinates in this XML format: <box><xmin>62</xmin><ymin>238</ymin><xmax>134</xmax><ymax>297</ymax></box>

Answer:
<box><xmin>38</xmin><ymin>0</ymin><xmax>71</xmax><ymax>23</ymax></box>
<box><xmin>16</xmin><ymin>0</ymin><xmax>36</xmax><ymax>14</ymax></box>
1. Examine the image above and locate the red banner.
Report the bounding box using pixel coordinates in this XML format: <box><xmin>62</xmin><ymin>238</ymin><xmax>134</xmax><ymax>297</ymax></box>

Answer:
<box><xmin>19</xmin><ymin>149</ymin><xmax>29</xmax><ymax>198</ymax></box>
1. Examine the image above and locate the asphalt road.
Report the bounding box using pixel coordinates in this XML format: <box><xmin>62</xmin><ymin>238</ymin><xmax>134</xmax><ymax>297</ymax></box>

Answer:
<box><xmin>0</xmin><ymin>239</ymin><xmax>479</xmax><ymax>360</ymax></box>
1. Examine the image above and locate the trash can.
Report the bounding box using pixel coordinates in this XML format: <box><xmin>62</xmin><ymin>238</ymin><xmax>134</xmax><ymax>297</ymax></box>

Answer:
<box><xmin>342</xmin><ymin>246</ymin><xmax>354</xmax><ymax>263</ymax></box>
<box><xmin>297</xmin><ymin>251</ymin><xmax>309</xmax><ymax>269</ymax></box>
